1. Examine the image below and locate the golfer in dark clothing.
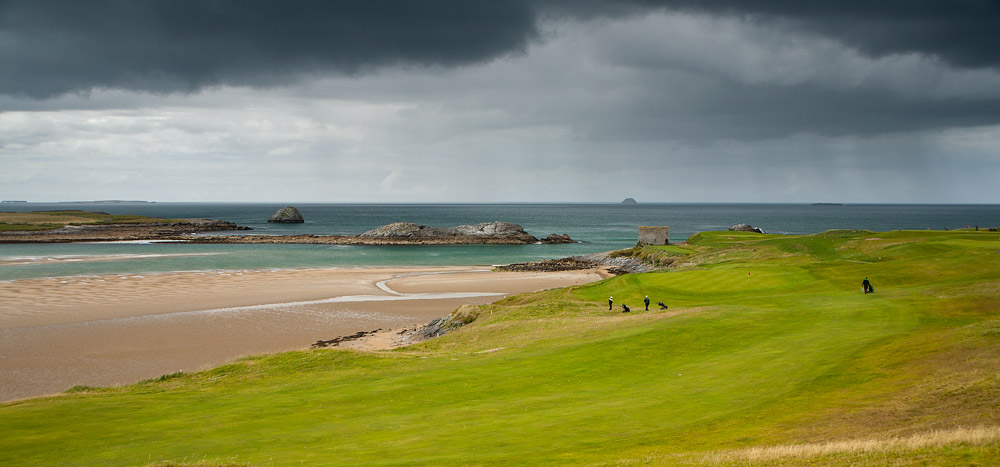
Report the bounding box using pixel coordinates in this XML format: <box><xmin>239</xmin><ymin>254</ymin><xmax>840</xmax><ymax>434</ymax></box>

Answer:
<box><xmin>608</xmin><ymin>296</ymin><xmax>613</xmax><ymax>310</ymax></box>
<box><xmin>644</xmin><ymin>296</ymin><xmax>650</xmax><ymax>311</ymax></box>
<box><xmin>862</xmin><ymin>277</ymin><xmax>873</xmax><ymax>294</ymax></box>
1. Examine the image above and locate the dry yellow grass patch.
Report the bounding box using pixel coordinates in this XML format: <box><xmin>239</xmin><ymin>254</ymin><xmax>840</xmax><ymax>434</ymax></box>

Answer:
<box><xmin>697</xmin><ymin>425</ymin><xmax>1000</xmax><ymax>464</ymax></box>
<box><xmin>782</xmin><ymin>319</ymin><xmax>1000</xmax><ymax>443</ymax></box>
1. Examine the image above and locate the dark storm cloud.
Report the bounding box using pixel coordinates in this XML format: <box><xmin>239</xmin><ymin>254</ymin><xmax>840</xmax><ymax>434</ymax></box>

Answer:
<box><xmin>572</xmin><ymin>76</ymin><xmax>1000</xmax><ymax>142</ymax></box>
<box><xmin>542</xmin><ymin>1</ymin><xmax>1000</xmax><ymax>67</ymax></box>
<box><xmin>4</xmin><ymin>0</ymin><xmax>1000</xmax><ymax>99</ymax></box>
<box><xmin>0</xmin><ymin>0</ymin><xmax>538</xmax><ymax>98</ymax></box>
<box><xmin>644</xmin><ymin>0</ymin><xmax>1000</xmax><ymax>69</ymax></box>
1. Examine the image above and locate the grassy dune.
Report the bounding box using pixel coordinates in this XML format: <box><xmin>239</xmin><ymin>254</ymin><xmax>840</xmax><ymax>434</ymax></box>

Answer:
<box><xmin>1</xmin><ymin>230</ymin><xmax>998</xmax><ymax>465</ymax></box>
<box><xmin>0</xmin><ymin>210</ymin><xmax>179</xmax><ymax>231</ymax></box>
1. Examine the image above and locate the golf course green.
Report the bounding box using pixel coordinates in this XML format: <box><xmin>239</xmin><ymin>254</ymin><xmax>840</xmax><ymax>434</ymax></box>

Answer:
<box><xmin>2</xmin><ymin>229</ymin><xmax>998</xmax><ymax>465</ymax></box>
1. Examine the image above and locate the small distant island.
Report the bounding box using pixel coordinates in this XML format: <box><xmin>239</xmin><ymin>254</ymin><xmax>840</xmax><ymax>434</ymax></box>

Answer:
<box><xmin>812</xmin><ymin>202</ymin><xmax>844</xmax><ymax>206</ymax></box>
<box><xmin>621</xmin><ymin>198</ymin><xmax>638</xmax><ymax>204</ymax></box>
<box><xmin>57</xmin><ymin>200</ymin><xmax>156</xmax><ymax>204</ymax></box>
<box><xmin>0</xmin><ymin>211</ymin><xmax>573</xmax><ymax>245</ymax></box>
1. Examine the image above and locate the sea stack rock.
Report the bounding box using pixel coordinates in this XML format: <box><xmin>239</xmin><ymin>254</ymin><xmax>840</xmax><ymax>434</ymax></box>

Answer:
<box><xmin>729</xmin><ymin>223</ymin><xmax>764</xmax><ymax>233</ymax></box>
<box><xmin>622</xmin><ymin>198</ymin><xmax>638</xmax><ymax>204</ymax></box>
<box><xmin>268</xmin><ymin>206</ymin><xmax>305</xmax><ymax>223</ymax></box>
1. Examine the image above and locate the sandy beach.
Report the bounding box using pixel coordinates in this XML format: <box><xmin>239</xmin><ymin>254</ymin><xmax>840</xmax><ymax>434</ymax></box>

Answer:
<box><xmin>0</xmin><ymin>266</ymin><xmax>603</xmax><ymax>401</ymax></box>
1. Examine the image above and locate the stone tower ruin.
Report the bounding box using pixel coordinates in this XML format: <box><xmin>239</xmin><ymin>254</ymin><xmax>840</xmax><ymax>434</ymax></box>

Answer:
<box><xmin>638</xmin><ymin>226</ymin><xmax>670</xmax><ymax>245</ymax></box>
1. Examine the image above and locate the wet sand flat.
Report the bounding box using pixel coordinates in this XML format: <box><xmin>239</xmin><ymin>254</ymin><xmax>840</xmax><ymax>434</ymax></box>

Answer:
<box><xmin>0</xmin><ymin>267</ymin><xmax>602</xmax><ymax>401</ymax></box>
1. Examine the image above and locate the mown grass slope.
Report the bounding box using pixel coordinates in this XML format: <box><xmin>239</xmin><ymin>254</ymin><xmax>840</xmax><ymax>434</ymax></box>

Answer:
<box><xmin>1</xmin><ymin>230</ymin><xmax>998</xmax><ymax>465</ymax></box>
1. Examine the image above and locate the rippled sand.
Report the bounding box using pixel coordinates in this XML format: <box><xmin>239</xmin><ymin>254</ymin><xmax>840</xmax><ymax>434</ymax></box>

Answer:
<box><xmin>0</xmin><ymin>267</ymin><xmax>603</xmax><ymax>401</ymax></box>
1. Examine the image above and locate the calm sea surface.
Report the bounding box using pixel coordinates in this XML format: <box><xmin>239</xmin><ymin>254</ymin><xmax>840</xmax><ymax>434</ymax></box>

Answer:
<box><xmin>2</xmin><ymin>203</ymin><xmax>998</xmax><ymax>280</ymax></box>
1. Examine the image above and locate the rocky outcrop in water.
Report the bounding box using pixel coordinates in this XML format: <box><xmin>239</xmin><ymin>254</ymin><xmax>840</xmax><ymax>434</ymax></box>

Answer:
<box><xmin>543</xmin><ymin>233</ymin><xmax>574</xmax><ymax>244</ymax></box>
<box><xmin>360</xmin><ymin>221</ymin><xmax>530</xmax><ymax>240</ymax></box>
<box><xmin>355</xmin><ymin>221</ymin><xmax>571</xmax><ymax>245</ymax></box>
<box><xmin>2</xmin><ymin>218</ymin><xmax>574</xmax><ymax>246</ymax></box>
<box><xmin>268</xmin><ymin>206</ymin><xmax>304</xmax><ymax>223</ymax></box>
<box><xmin>729</xmin><ymin>223</ymin><xmax>765</xmax><ymax>233</ymax></box>
<box><xmin>0</xmin><ymin>219</ymin><xmax>250</xmax><ymax>243</ymax></box>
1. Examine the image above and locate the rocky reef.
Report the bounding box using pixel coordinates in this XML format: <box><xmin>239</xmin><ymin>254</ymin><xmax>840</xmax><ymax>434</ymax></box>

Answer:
<box><xmin>2</xmin><ymin>218</ymin><xmax>574</xmax><ymax>246</ymax></box>
<box><xmin>352</xmin><ymin>221</ymin><xmax>572</xmax><ymax>245</ymax></box>
<box><xmin>185</xmin><ymin>221</ymin><xmax>573</xmax><ymax>245</ymax></box>
<box><xmin>542</xmin><ymin>233</ymin><xmax>574</xmax><ymax>244</ymax></box>
<box><xmin>0</xmin><ymin>219</ymin><xmax>250</xmax><ymax>243</ymax></box>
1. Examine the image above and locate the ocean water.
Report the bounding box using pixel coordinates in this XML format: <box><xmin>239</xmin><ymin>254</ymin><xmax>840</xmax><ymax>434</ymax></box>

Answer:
<box><xmin>1</xmin><ymin>203</ymin><xmax>998</xmax><ymax>280</ymax></box>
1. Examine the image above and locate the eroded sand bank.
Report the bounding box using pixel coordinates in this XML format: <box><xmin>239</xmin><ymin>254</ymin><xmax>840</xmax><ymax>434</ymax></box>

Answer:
<box><xmin>0</xmin><ymin>267</ymin><xmax>602</xmax><ymax>401</ymax></box>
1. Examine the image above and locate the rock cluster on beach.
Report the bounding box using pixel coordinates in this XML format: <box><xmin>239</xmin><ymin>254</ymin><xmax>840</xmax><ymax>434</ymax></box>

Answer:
<box><xmin>495</xmin><ymin>252</ymin><xmax>649</xmax><ymax>275</ymax></box>
<box><xmin>312</xmin><ymin>315</ymin><xmax>468</xmax><ymax>350</ymax></box>
<box><xmin>494</xmin><ymin>257</ymin><xmax>598</xmax><ymax>272</ymax></box>
<box><xmin>268</xmin><ymin>206</ymin><xmax>304</xmax><ymax>223</ymax></box>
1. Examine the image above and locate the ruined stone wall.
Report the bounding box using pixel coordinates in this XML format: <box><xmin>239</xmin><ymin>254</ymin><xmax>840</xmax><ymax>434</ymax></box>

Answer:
<box><xmin>638</xmin><ymin>226</ymin><xmax>670</xmax><ymax>245</ymax></box>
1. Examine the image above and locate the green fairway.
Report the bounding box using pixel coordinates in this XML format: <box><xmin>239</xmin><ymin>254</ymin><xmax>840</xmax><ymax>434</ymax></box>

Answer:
<box><xmin>2</xmin><ymin>230</ymin><xmax>998</xmax><ymax>465</ymax></box>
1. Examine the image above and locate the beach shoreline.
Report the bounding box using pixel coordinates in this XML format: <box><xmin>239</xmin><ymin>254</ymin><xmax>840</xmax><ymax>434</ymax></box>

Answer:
<box><xmin>0</xmin><ymin>265</ymin><xmax>605</xmax><ymax>402</ymax></box>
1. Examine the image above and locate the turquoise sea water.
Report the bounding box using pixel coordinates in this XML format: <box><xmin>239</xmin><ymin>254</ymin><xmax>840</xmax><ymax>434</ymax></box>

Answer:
<box><xmin>2</xmin><ymin>203</ymin><xmax>998</xmax><ymax>280</ymax></box>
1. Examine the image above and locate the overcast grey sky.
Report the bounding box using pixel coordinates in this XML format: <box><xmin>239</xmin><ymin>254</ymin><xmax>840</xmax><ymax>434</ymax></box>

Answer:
<box><xmin>2</xmin><ymin>0</ymin><xmax>999</xmax><ymax>203</ymax></box>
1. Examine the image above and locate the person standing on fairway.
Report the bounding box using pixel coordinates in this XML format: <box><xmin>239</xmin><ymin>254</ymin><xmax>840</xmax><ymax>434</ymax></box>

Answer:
<box><xmin>609</xmin><ymin>296</ymin><xmax>613</xmax><ymax>310</ymax></box>
<box><xmin>862</xmin><ymin>277</ymin><xmax>873</xmax><ymax>294</ymax></box>
<box><xmin>644</xmin><ymin>295</ymin><xmax>650</xmax><ymax>311</ymax></box>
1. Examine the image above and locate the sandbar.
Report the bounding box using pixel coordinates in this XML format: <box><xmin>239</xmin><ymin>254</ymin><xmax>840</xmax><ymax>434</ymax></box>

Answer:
<box><xmin>0</xmin><ymin>266</ymin><xmax>603</xmax><ymax>401</ymax></box>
